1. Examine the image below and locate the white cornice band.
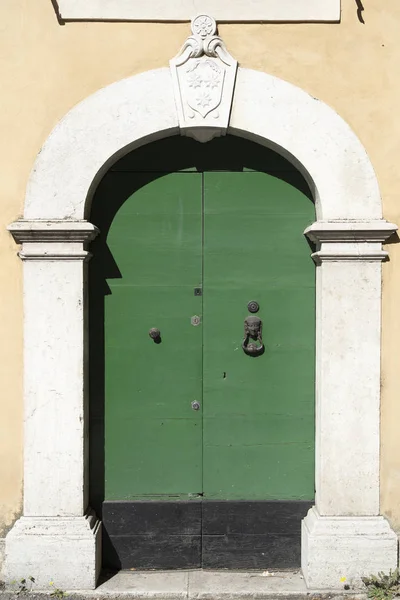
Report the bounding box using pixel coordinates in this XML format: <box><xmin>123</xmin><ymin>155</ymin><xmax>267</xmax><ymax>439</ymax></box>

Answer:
<box><xmin>305</xmin><ymin>219</ymin><xmax>397</xmax><ymax>263</ymax></box>
<box><xmin>304</xmin><ymin>220</ymin><xmax>397</xmax><ymax>243</ymax></box>
<box><xmin>55</xmin><ymin>0</ymin><xmax>341</xmax><ymax>23</ymax></box>
<box><xmin>7</xmin><ymin>220</ymin><xmax>99</xmax><ymax>261</ymax></box>
<box><xmin>8</xmin><ymin>218</ymin><xmax>396</xmax><ymax>262</ymax></box>
<box><xmin>8</xmin><ymin>220</ymin><xmax>99</xmax><ymax>243</ymax></box>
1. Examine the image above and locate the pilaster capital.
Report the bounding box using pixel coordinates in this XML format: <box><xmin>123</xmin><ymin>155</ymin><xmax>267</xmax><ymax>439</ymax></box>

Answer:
<box><xmin>304</xmin><ymin>220</ymin><xmax>397</xmax><ymax>263</ymax></box>
<box><xmin>7</xmin><ymin>220</ymin><xmax>99</xmax><ymax>261</ymax></box>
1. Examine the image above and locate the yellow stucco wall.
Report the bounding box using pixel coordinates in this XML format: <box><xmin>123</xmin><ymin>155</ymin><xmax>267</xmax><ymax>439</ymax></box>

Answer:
<box><xmin>1</xmin><ymin>0</ymin><xmax>400</xmax><ymax>537</ymax></box>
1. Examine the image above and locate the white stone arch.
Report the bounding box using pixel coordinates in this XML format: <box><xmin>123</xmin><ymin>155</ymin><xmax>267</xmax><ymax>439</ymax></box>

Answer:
<box><xmin>5</xmin><ymin>67</ymin><xmax>398</xmax><ymax>591</ymax></box>
<box><xmin>22</xmin><ymin>68</ymin><xmax>382</xmax><ymax>222</ymax></box>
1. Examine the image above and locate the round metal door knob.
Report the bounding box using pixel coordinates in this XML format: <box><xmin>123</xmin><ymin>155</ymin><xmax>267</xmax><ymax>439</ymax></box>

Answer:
<box><xmin>247</xmin><ymin>301</ymin><xmax>260</xmax><ymax>313</ymax></box>
<box><xmin>149</xmin><ymin>327</ymin><xmax>161</xmax><ymax>340</ymax></box>
<box><xmin>191</xmin><ymin>401</ymin><xmax>200</xmax><ymax>411</ymax></box>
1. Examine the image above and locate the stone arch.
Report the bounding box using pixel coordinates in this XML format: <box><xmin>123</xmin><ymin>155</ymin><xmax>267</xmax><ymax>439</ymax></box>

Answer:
<box><xmin>23</xmin><ymin>68</ymin><xmax>381</xmax><ymax>222</ymax></box>
<box><xmin>5</xmin><ymin>66</ymin><xmax>397</xmax><ymax>591</ymax></box>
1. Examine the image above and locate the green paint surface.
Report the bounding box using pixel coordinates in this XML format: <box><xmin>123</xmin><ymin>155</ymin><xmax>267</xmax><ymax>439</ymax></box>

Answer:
<box><xmin>202</xmin><ymin>172</ymin><xmax>315</xmax><ymax>499</ymax></box>
<box><xmin>101</xmin><ymin>140</ymin><xmax>315</xmax><ymax>502</ymax></box>
<box><xmin>104</xmin><ymin>173</ymin><xmax>203</xmax><ymax>499</ymax></box>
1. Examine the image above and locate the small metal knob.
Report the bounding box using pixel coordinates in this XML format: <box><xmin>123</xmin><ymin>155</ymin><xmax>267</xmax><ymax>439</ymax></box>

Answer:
<box><xmin>191</xmin><ymin>401</ymin><xmax>200</xmax><ymax>411</ymax></box>
<box><xmin>149</xmin><ymin>328</ymin><xmax>161</xmax><ymax>340</ymax></box>
<box><xmin>247</xmin><ymin>301</ymin><xmax>260</xmax><ymax>313</ymax></box>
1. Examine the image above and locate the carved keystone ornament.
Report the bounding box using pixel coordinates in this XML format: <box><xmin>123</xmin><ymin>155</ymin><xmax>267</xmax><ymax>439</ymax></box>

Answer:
<box><xmin>170</xmin><ymin>15</ymin><xmax>238</xmax><ymax>143</ymax></box>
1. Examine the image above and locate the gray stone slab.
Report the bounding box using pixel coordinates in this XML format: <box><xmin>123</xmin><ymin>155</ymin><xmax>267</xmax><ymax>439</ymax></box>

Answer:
<box><xmin>92</xmin><ymin>571</ymin><xmax>189</xmax><ymax>597</ymax></box>
<box><xmin>0</xmin><ymin>569</ymin><xmax>367</xmax><ymax>600</ymax></box>
<box><xmin>188</xmin><ymin>570</ymin><xmax>307</xmax><ymax>599</ymax></box>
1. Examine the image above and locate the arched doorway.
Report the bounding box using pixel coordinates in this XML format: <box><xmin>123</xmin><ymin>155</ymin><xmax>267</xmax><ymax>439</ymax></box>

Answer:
<box><xmin>89</xmin><ymin>135</ymin><xmax>315</xmax><ymax>570</ymax></box>
<box><xmin>5</xmin><ymin>66</ymin><xmax>397</xmax><ymax>590</ymax></box>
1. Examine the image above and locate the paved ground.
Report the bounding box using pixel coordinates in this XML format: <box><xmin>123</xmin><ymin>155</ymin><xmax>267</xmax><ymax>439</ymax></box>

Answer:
<box><xmin>0</xmin><ymin>570</ymin><xmax>366</xmax><ymax>600</ymax></box>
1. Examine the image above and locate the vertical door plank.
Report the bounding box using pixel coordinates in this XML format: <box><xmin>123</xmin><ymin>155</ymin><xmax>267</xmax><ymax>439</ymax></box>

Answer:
<box><xmin>104</xmin><ymin>172</ymin><xmax>203</xmax><ymax>499</ymax></box>
<box><xmin>202</xmin><ymin>171</ymin><xmax>315</xmax><ymax>501</ymax></box>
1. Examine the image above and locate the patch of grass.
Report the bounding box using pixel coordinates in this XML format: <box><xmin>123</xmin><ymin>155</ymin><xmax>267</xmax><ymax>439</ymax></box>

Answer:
<box><xmin>10</xmin><ymin>576</ymin><xmax>36</xmax><ymax>594</ymax></box>
<box><xmin>50</xmin><ymin>589</ymin><xmax>67</xmax><ymax>599</ymax></box>
<box><xmin>362</xmin><ymin>569</ymin><xmax>400</xmax><ymax>600</ymax></box>
<box><xmin>49</xmin><ymin>581</ymin><xmax>67</xmax><ymax>599</ymax></box>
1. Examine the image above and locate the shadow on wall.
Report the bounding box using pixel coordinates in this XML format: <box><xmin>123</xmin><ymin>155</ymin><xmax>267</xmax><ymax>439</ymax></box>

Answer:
<box><xmin>50</xmin><ymin>0</ymin><xmax>65</xmax><ymax>24</ymax></box>
<box><xmin>355</xmin><ymin>0</ymin><xmax>365</xmax><ymax>23</ymax></box>
<box><xmin>384</xmin><ymin>232</ymin><xmax>400</xmax><ymax>247</ymax></box>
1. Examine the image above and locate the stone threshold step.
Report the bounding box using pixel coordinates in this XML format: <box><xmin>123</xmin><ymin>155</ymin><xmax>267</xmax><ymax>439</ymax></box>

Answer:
<box><xmin>1</xmin><ymin>570</ymin><xmax>366</xmax><ymax>599</ymax></box>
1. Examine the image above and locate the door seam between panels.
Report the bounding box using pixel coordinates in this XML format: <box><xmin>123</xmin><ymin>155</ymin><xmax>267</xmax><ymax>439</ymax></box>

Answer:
<box><xmin>201</xmin><ymin>170</ymin><xmax>205</xmax><ymax>566</ymax></box>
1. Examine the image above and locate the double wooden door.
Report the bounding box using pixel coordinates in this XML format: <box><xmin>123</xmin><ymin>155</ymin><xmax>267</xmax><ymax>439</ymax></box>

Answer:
<box><xmin>90</xmin><ymin>137</ymin><xmax>315</xmax><ymax>570</ymax></box>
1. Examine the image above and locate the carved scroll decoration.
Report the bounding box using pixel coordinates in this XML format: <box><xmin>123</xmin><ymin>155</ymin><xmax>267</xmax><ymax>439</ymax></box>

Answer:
<box><xmin>170</xmin><ymin>15</ymin><xmax>238</xmax><ymax>143</ymax></box>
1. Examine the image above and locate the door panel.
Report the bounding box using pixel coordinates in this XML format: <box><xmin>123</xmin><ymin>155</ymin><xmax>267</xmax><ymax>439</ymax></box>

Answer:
<box><xmin>104</xmin><ymin>173</ymin><xmax>203</xmax><ymax>500</ymax></box>
<box><xmin>96</xmin><ymin>136</ymin><xmax>316</xmax><ymax>571</ymax></box>
<box><xmin>202</xmin><ymin>171</ymin><xmax>315</xmax><ymax>501</ymax></box>
<box><xmin>102</xmin><ymin>500</ymin><xmax>202</xmax><ymax>570</ymax></box>
<box><xmin>201</xmin><ymin>499</ymin><xmax>311</xmax><ymax>569</ymax></box>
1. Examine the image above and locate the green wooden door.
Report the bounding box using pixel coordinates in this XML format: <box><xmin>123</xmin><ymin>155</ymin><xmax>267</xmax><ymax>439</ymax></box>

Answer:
<box><xmin>94</xmin><ymin>136</ymin><xmax>315</xmax><ymax>571</ymax></box>
<box><xmin>203</xmin><ymin>172</ymin><xmax>315</xmax><ymax>501</ymax></box>
<box><xmin>104</xmin><ymin>173</ymin><xmax>203</xmax><ymax>499</ymax></box>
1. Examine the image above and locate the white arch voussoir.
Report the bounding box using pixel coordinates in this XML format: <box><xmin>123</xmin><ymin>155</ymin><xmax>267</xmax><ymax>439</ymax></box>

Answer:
<box><xmin>25</xmin><ymin>67</ymin><xmax>382</xmax><ymax>222</ymax></box>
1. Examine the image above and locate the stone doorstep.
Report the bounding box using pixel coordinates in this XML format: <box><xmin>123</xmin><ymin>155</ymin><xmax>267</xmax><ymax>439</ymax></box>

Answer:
<box><xmin>0</xmin><ymin>570</ymin><xmax>366</xmax><ymax>600</ymax></box>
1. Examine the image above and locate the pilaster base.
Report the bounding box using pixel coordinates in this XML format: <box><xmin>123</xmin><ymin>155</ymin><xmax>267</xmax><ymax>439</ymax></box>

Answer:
<box><xmin>302</xmin><ymin>507</ymin><xmax>398</xmax><ymax>590</ymax></box>
<box><xmin>4</xmin><ymin>511</ymin><xmax>101</xmax><ymax>590</ymax></box>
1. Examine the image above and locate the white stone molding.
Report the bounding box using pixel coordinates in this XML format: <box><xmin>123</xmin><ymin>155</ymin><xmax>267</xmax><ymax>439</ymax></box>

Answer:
<box><xmin>302</xmin><ymin>507</ymin><xmax>398</xmax><ymax>589</ymax></box>
<box><xmin>23</xmin><ymin>68</ymin><xmax>383</xmax><ymax>222</ymax></box>
<box><xmin>5</xmin><ymin>513</ymin><xmax>101</xmax><ymax>590</ymax></box>
<box><xmin>8</xmin><ymin>219</ymin><xmax>98</xmax><ymax>260</ymax></box>
<box><xmin>55</xmin><ymin>0</ymin><xmax>340</xmax><ymax>22</ymax></box>
<box><xmin>306</xmin><ymin>222</ymin><xmax>396</xmax><ymax>515</ymax></box>
<box><xmin>5</xmin><ymin>65</ymin><xmax>398</xmax><ymax>589</ymax></box>
<box><xmin>301</xmin><ymin>220</ymin><xmax>398</xmax><ymax>588</ymax></box>
<box><xmin>305</xmin><ymin>220</ymin><xmax>398</xmax><ymax>242</ymax></box>
<box><xmin>5</xmin><ymin>220</ymin><xmax>100</xmax><ymax>589</ymax></box>
<box><xmin>305</xmin><ymin>220</ymin><xmax>397</xmax><ymax>262</ymax></box>
<box><xmin>170</xmin><ymin>15</ymin><xmax>237</xmax><ymax>142</ymax></box>
<box><xmin>306</xmin><ymin>220</ymin><xmax>395</xmax><ymax>517</ymax></box>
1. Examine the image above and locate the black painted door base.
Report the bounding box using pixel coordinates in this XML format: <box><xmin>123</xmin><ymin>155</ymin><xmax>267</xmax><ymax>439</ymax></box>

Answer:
<box><xmin>102</xmin><ymin>500</ymin><xmax>313</xmax><ymax>570</ymax></box>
